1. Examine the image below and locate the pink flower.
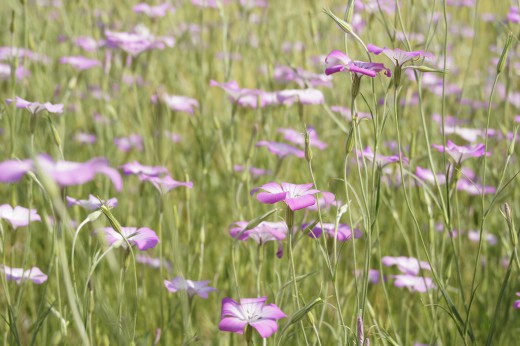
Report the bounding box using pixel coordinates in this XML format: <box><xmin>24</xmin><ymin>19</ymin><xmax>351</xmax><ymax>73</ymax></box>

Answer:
<box><xmin>0</xmin><ymin>205</ymin><xmax>41</xmax><ymax>229</ymax></box>
<box><xmin>114</xmin><ymin>134</ymin><xmax>144</xmax><ymax>152</ymax></box>
<box><xmin>277</xmin><ymin>126</ymin><xmax>327</xmax><ymax>150</ymax></box>
<box><xmin>382</xmin><ymin>256</ymin><xmax>431</xmax><ymax>275</ymax></box>
<box><xmin>119</xmin><ymin>161</ymin><xmax>169</xmax><ymax>177</ymax></box>
<box><xmin>304</xmin><ymin>223</ymin><xmax>362</xmax><ymax>242</ymax></box>
<box><xmin>160</xmin><ymin>94</ymin><xmax>199</xmax><ymax>114</ymax></box>
<box><xmin>367</xmin><ymin>44</ymin><xmax>434</xmax><ymax>66</ymax></box>
<box><xmin>234</xmin><ymin>165</ymin><xmax>272</xmax><ymax>178</ymax></box>
<box><xmin>391</xmin><ymin>274</ymin><xmax>435</xmax><ymax>292</ymax></box>
<box><xmin>164</xmin><ymin>277</ymin><xmax>216</xmax><ymax>298</ymax></box>
<box><xmin>66</xmin><ymin>195</ymin><xmax>117</xmax><ymax>211</ymax></box>
<box><xmin>141</xmin><ymin>175</ymin><xmax>193</xmax><ymax>194</ymax></box>
<box><xmin>358</xmin><ymin>146</ymin><xmax>407</xmax><ymax>166</ymax></box>
<box><xmin>276</xmin><ymin>89</ymin><xmax>324</xmax><ymax>105</ymax></box>
<box><xmin>1</xmin><ymin>265</ymin><xmax>48</xmax><ymax>284</ymax></box>
<box><xmin>256</xmin><ymin>141</ymin><xmax>305</xmax><ymax>158</ymax></box>
<box><xmin>59</xmin><ymin>56</ymin><xmax>101</xmax><ymax>71</ymax></box>
<box><xmin>133</xmin><ymin>3</ymin><xmax>173</xmax><ymax>17</ymax></box>
<box><xmin>253</xmin><ymin>182</ymin><xmax>319</xmax><ymax>211</ymax></box>
<box><xmin>5</xmin><ymin>96</ymin><xmax>63</xmax><ymax>115</ymax></box>
<box><xmin>105</xmin><ymin>29</ymin><xmax>174</xmax><ymax>56</ymax></box>
<box><xmin>514</xmin><ymin>293</ymin><xmax>520</xmax><ymax>309</ymax></box>
<box><xmin>100</xmin><ymin>227</ymin><xmax>159</xmax><ymax>251</ymax></box>
<box><xmin>325</xmin><ymin>50</ymin><xmax>391</xmax><ymax>77</ymax></box>
<box><xmin>415</xmin><ymin>166</ymin><xmax>447</xmax><ymax>185</ymax></box>
<box><xmin>218</xmin><ymin>297</ymin><xmax>287</xmax><ymax>338</ymax></box>
<box><xmin>432</xmin><ymin>140</ymin><xmax>490</xmax><ymax>163</ymax></box>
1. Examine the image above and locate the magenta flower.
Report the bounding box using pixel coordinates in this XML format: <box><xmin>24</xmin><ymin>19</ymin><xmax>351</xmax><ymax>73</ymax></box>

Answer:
<box><xmin>456</xmin><ymin>178</ymin><xmax>496</xmax><ymax>195</ymax></box>
<box><xmin>304</xmin><ymin>223</ymin><xmax>362</xmax><ymax>242</ymax></box>
<box><xmin>136</xmin><ymin>254</ymin><xmax>171</xmax><ymax>271</ymax></box>
<box><xmin>432</xmin><ymin>140</ymin><xmax>490</xmax><ymax>163</ymax></box>
<box><xmin>5</xmin><ymin>96</ymin><xmax>63</xmax><ymax>115</ymax></box>
<box><xmin>105</xmin><ymin>29</ymin><xmax>174</xmax><ymax>57</ymax></box>
<box><xmin>114</xmin><ymin>134</ymin><xmax>144</xmax><ymax>152</ymax></box>
<box><xmin>133</xmin><ymin>3</ymin><xmax>173</xmax><ymax>17</ymax></box>
<box><xmin>325</xmin><ymin>50</ymin><xmax>391</xmax><ymax>77</ymax></box>
<box><xmin>367</xmin><ymin>44</ymin><xmax>434</xmax><ymax>66</ymax></box>
<box><xmin>234</xmin><ymin>165</ymin><xmax>272</xmax><ymax>178</ymax></box>
<box><xmin>141</xmin><ymin>175</ymin><xmax>193</xmax><ymax>194</ymax></box>
<box><xmin>254</xmin><ymin>182</ymin><xmax>319</xmax><ymax>211</ymax></box>
<box><xmin>382</xmin><ymin>256</ymin><xmax>431</xmax><ymax>275</ymax></box>
<box><xmin>210</xmin><ymin>80</ymin><xmax>275</xmax><ymax>108</ymax></box>
<box><xmin>277</xmin><ymin>126</ymin><xmax>327</xmax><ymax>150</ymax></box>
<box><xmin>35</xmin><ymin>155</ymin><xmax>123</xmax><ymax>191</ymax></box>
<box><xmin>305</xmin><ymin>191</ymin><xmax>337</xmax><ymax>211</ymax></box>
<box><xmin>164</xmin><ymin>277</ymin><xmax>216</xmax><ymax>298</ymax></box>
<box><xmin>119</xmin><ymin>161</ymin><xmax>169</xmax><ymax>177</ymax></box>
<box><xmin>230</xmin><ymin>221</ymin><xmax>287</xmax><ymax>243</ymax></box>
<box><xmin>256</xmin><ymin>141</ymin><xmax>305</xmax><ymax>158</ymax></box>
<box><xmin>391</xmin><ymin>274</ymin><xmax>435</xmax><ymax>293</ymax></box>
<box><xmin>0</xmin><ymin>205</ymin><xmax>41</xmax><ymax>229</ymax></box>
<box><xmin>1</xmin><ymin>265</ymin><xmax>48</xmax><ymax>284</ymax></box>
<box><xmin>66</xmin><ymin>195</ymin><xmax>118</xmax><ymax>211</ymax></box>
<box><xmin>160</xmin><ymin>94</ymin><xmax>199</xmax><ymax>114</ymax></box>
<box><xmin>358</xmin><ymin>146</ymin><xmax>407</xmax><ymax>166</ymax></box>
<box><xmin>219</xmin><ymin>297</ymin><xmax>287</xmax><ymax>338</ymax></box>
<box><xmin>415</xmin><ymin>166</ymin><xmax>447</xmax><ymax>185</ymax></box>
<box><xmin>514</xmin><ymin>293</ymin><xmax>520</xmax><ymax>309</ymax></box>
<box><xmin>330</xmin><ymin>105</ymin><xmax>371</xmax><ymax>121</ymax></box>
<box><xmin>59</xmin><ymin>56</ymin><xmax>101</xmax><ymax>71</ymax></box>
<box><xmin>273</xmin><ymin>65</ymin><xmax>332</xmax><ymax>88</ymax></box>
<box><xmin>75</xmin><ymin>36</ymin><xmax>99</xmax><ymax>52</ymax></box>
<box><xmin>100</xmin><ymin>227</ymin><xmax>159</xmax><ymax>251</ymax></box>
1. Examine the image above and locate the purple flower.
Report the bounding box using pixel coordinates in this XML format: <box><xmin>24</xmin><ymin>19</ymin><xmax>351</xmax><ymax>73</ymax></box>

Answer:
<box><xmin>391</xmin><ymin>274</ymin><xmax>435</xmax><ymax>292</ymax></box>
<box><xmin>35</xmin><ymin>155</ymin><xmax>123</xmax><ymax>191</ymax></box>
<box><xmin>234</xmin><ymin>165</ymin><xmax>272</xmax><ymax>178</ymax></box>
<box><xmin>0</xmin><ymin>205</ymin><xmax>41</xmax><ymax>229</ymax></box>
<box><xmin>133</xmin><ymin>3</ymin><xmax>173</xmax><ymax>17</ymax></box>
<box><xmin>277</xmin><ymin>127</ymin><xmax>327</xmax><ymax>150</ymax></box>
<box><xmin>114</xmin><ymin>134</ymin><xmax>144</xmax><ymax>152</ymax></box>
<box><xmin>415</xmin><ymin>166</ymin><xmax>447</xmax><ymax>185</ymax></box>
<box><xmin>5</xmin><ymin>96</ymin><xmax>63</xmax><ymax>115</ymax></box>
<box><xmin>514</xmin><ymin>293</ymin><xmax>520</xmax><ymax>309</ymax></box>
<box><xmin>273</xmin><ymin>65</ymin><xmax>332</xmax><ymax>88</ymax></box>
<box><xmin>100</xmin><ymin>227</ymin><xmax>159</xmax><ymax>251</ymax></box>
<box><xmin>230</xmin><ymin>221</ymin><xmax>287</xmax><ymax>244</ymax></box>
<box><xmin>304</xmin><ymin>223</ymin><xmax>362</xmax><ymax>242</ymax></box>
<box><xmin>210</xmin><ymin>80</ymin><xmax>275</xmax><ymax>108</ymax></box>
<box><xmin>119</xmin><ymin>161</ymin><xmax>169</xmax><ymax>177</ymax></box>
<box><xmin>358</xmin><ymin>146</ymin><xmax>407</xmax><ymax>166</ymax></box>
<box><xmin>305</xmin><ymin>191</ymin><xmax>337</xmax><ymax>211</ymax></box>
<box><xmin>66</xmin><ymin>194</ymin><xmax>118</xmax><ymax>210</ymax></box>
<box><xmin>75</xmin><ymin>36</ymin><xmax>99</xmax><ymax>52</ymax></box>
<box><xmin>0</xmin><ymin>159</ymin><xmax>33</xmax><ymax>183</ymax></box>
<box><xmin>254</xmin><ymin>182</ymin><xmax>319</xmax><ymax>211</ymax></box>
<box><xmin>59</xmin><ymin>56</ymin><xmax>101</xmax><ymax>71</ymax></box>
<box><xmin>74</xmin><ymin>132</ymin><xmax>97</xmax><ymax>144</ymax></box>
<box><xmin>105</xmin><ymin>29</ymin><xmax>174</xmax><ymax>57</ymax></box>
<box><xmin>192</xmin><ymin>0</ymin><xmax>230</xmax><ymax>8</ymax></box>
<box><xmin>382</xmin><ymin>256</ymin><xmax>431</xmax><ymax>275</ymax></box>
<box><xmin>276</xmin><ymin>89</ymin><xmax>324</xmax><ymax>105</ymax></box>
<box><xmin>325</xmin><ymin>50</ymin><xmax>391</xmax><ymax>77</ymax></box>
<box><xmin>367</xmin><ymin>44</ymin><xmax>434</xmax><ymax>66</ymax></box>
<box><xmin>1</xmin><ymin>265</ymin><xmax>48</xmax><ymax>284</ymax></box>
<box><xmin>160</xmin><ymin>94</ymin><xmax>199</xmax><ymax>114</ymax></box>
<box><xmin>467</xmin><ymin>230</ymin><xmax>497</xmax><ymax>246</ymax></box>
<box><xmin>508</xmin><ymin>7</ymin><xmax>520</xmax><ymax>23</ymax></box>
<box><xmin>432</xmin><ymin>140</ymin><xmax>490</xmax><ymax>163</ymax></box>
<box><xmin>164</xmin><ymin>277</ymin><xmax>216</xmax><ymax>298</ymax></box>
<box><xmin>456</xmin><ymin>178</ymin><xmax>496</xmax><ymax>195</ymax></box>
<box><xmin>256</xmin><ymin>141</ymin><xmax>305</xmax><ymax>158</ymax></box>
<box><xmin>141</xmin><ymin>175</ymin><xmax>193</xmax><ymax>194</ymax></box>
<box><xmin>330</xmin><ymin>105</ymin><xmax>371</xmax><ymax>121</ymax></box>
<box><xmin>136</xmin><ymin>254</ymin><xmax>171</xmax><ymax>271</ymax></box>
<box><xmin>218</xmin><ymin>297</ymin><xmax>287</xmax><ymax>338</ymax></box>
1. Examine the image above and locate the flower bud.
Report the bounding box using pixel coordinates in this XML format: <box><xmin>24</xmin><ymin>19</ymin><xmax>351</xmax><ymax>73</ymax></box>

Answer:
<box><xmin>497</xmin><ymin>32</ymin><xmax>513</xmax><ymax>75</ymax></box>
<box><xmin>304</xmin><ymin>127</ymin><xmax>313</xmax><ymax>162</ymax></box>
<box><xmin>323</xmin><ymin>8</ymin><xmax>354</xmax><ymax>35</ymax></box>
<box><xmin>393</xmin><ymin>65</ymin><xmax>402</xmax><ymax>88</ymax></box>
<box><xmin>503</xmin><ymin>203</ymin><xmax>517</xmax><ymax>246</ymax></box>
<box><xmin>345</xmin><ymin>124</ymin><xmax>355</xmax><ymax>155</ymax></box>
<box><xmin>508</xmin><ymin>127</ymin><xmax>517</xmax><ymax>156</ymax></box>
<box><xmin>351</xmin><ymin>75</ymin><xmax>361</xmax><ymax>101</ymax></box>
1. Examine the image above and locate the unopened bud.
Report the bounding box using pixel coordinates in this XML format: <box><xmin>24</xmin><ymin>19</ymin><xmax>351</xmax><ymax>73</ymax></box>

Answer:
<box><xmin>323</xmin><ymin>8</ymin><xmax>354</xmax><ymax>35</ymax></box>
<box><xmin>345</xmin><ymin>0</ymin><xmax>355</xmax><ymax>23</ymax></box>
<box><xmin>352</xmin><ymin>75</ymin><xmax>361</xmax><ymax>100</ymax></box>
<box><xmin>345</xmin><ymin>125</ymin><xmax>355</xmax><ymax>155</ymax></box>
<box><xmin>393</xmin><ymin>65</ymin><xmax>402</xmax><ymax>88</ymax></box>
<box><xmin>497</xmin><ymin>32</ymin><xmax>513</xmax><ymax>75</ymax></box>
<box><xmin>503</xmin><ymin>203</ymin><xmax>517</xmax><ymax>246</ymax></box>
<box><xmin>10</xmin><ymin>11</ymin><xmax>15</xmax><ymax>34</ymax></box>
<box><xmin>508</xmin><ymin>127</ymin><xmax>517</xmax><ymax>156</ymax></box>
<box><xmin>304</xmin><ymin>127</ymin><xmax>313</xmax><ymax>162</ymax></box>
<box><xmin>405</xmin><ymin>65</ymin><xmax>446</xmax><ymax>74</ymax></box>
<box><xmin>285</xmin><ymin>206</ymin><xmax>294</xmax><ymax>229</ymax></box>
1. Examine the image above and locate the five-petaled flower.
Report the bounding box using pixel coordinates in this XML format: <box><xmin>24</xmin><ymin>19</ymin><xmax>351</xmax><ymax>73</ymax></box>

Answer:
<box><xmin>100</xmin><ymin>227</ymin><xmax>159</xmax><ymax>251</ymax></box>
<box><xmin>0</xmin><ymin>205</ymin><xmax>41</xmax><ymax>229</ymax></box>
<box><xmin>253</xmin><ymin>182</ymin><xmax>320</xmax><ymax>211</ymax></box>
<box><xmin>164</xmin><ymin>277</ymin><xmax>217</xmax><ymax>298</ymax></box>
<box><xmin>218</xmin><ymin>296</ymin><xmax>287</xmax><ymax>338</ymax></box>
<box><xmin>5</xmin><ymin>96</ymin><xmax>64</xmax><ymax>115</ymax></box>
<box><xmin>325</xmin><ymin>50</ymin><xmax>391</xmax><ymax>78</ymax></box>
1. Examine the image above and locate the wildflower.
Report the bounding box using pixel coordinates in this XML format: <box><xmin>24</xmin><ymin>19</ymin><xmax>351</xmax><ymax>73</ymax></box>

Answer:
<box><xmin>415</xmin><ymin>166</ymin><xmax>447</xmax><ymax>185</ymax></box>
<box><xmin>325</xmin><ymin>50</ymin><xmax>391</xmax><ymax>78</ymax></box>
<box><xmin>5</xmin><ymin>96</ymin><xmax>63</xmax><ymax>115</ymax></box>
<box><xmin>234</xmin><ymin>165</ymin><xmax>272</xmax><ymax>178</ymax></box>
<box><xmin>514</xmin><ymin>293</ymin><xmax>520</xmax><ymax>309</ymax></box>
<box><xmin>382</xmin><ymin>256</ymin><xmax>431</xmax><ymax>275</ymax></box>
<box><xmin>136</xmin><ymin>254</ymin><xmax>171</xmax><ymax>271</ymax></box>
<box><xmin>119</xmin><ymin>161</ymin><xmax>169</xmax><ymax>177</ymax></box>
<box><xmin>456</xmin><ymin>178</ymin><xmax>496</xmax><ymax>195</ymax></box>
<box><xmin>100</xmin><ymin>227</ymin><xmax>159</xmax><ymax>251</ymax></box>
<box><xmin>114</xmin><ymin>134</ymin><xmax>144</xmax><ymax>152</ymax></box>
<box><xmin>160</xmin><ymin>94</ymin><xmax>199</xmax><ymax>114</ymax></box>
<box><xmin>305</xmin><ymin>191</ymin><xmax>337</xmax><ymax>211</ymax></box>
<box><xmin>253</xmin><ymin>182</ymin><xmax>319</xmax><ymax>211</ymax></box>
<box><xmin>304</xmin><ymin>223</ymin><xmax>362</xmax><ymax>242</ymax></box>
<box><xmin>277</xmin><ymin>127</ymin><xmax>327</xmax><ymax>150</ymax></box>
<box><xmin>141</xmin><ymin>175</ymin><xmax>193</xmax><ymax>194</ymax></box>
<box><xmin>75</xmin><ymin>36</ymin><xmax>99</xmax><ymax>52</ymax></box>
<box><xmin>256</xmin><ymin>141</ymin><xmax>305</xmax><ymax>158</ymax></box>
<box><xmin>35</xmin><ymin>155</ymin><xmax>123</xmax><ymax>191</ymax></box>
<box><xmin>230</xmin><ymin>221</ymin><xmax>286</xmax><ymax>257</ymax></box>
<box><xmin>358</xmin><ymin>146</ymin><xmax>407</xmax><ymax>166</ymax></box>
<box><xmin>0</xmin><ymin>205</ymin><xmax>41</xmax><ymax>229</ymax></box>
<box><xmin>276</xmin><ymin>88</ymin><xmax>324</xmax><ymax>105</ymax></box>
<box><xmin>192</xmin><ymin>0</ymin><xmax>230</xmax><ymax>8</ymax></box>
<box><xmin>164</xmin><ymin>277</ymin><xmax>216</xmax><ymax>298</ymax></box>
<box><xmin>1</xmin><ymin>265</ymin><xmax>48</xmax><ymax>284</ymax></box>
<box><xmin>367</xmin><ymin>44</ymin><xmax>434</xmax><ymax>67</ymax></box>
<box><xmin>133</xmin><ymin>3</ymin><xmax>173</xmax><ymax>17</ymax></box>
<box><xmin>66</xmin><ymin>195</ymin><xmax>118</xmax><ymax>211</ymax></box>
<box><xmin>273</xmin><ymin>65</ymin><xmax>332</xmax><ymax>88</ymax></box>
<box><xmin>391</xmin><ymin>274</ymin><xmax>435</xmax><ymax>292</ymax></box>
<box><xmin>105</xmin><ymin>28</ymin><xmax>174</xmax><ymax>56</ymax></box>
<box><xmin>210</xmin><ymin>80</ymin><xmax>276</xmax><ymax>108</ymax></box>
<box><xmin>74</xmin><ymin>132</ymin><xmax>97</xmax><ymax>144</ymax></box>
<box><xmin>467</xmin><ymin>230</ymin><xmax>497</xmax><ymax>246</ymax></box>
<box><xmin>59</xmin><ymin>56</ymin><xmax>101</xmax><ymax>71</ymax></box>
<box><xmin>432</xmin><ymin>140</ymin><xmax>490</xmax><ymax>163</ymax></box>
<box><xmin>0</xmin><ymin>159</ymin><xmax>33</xmax><ymax>183</ymax></box>
<box><xmin>330</xmin><ymin>105</ymin><xmax>371</xmax><ymax>121</ymax></box>
<box><xmin>218</xmin><ymin>296</ymin><xmax>287</xmax><ymax>338</ymax></box>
